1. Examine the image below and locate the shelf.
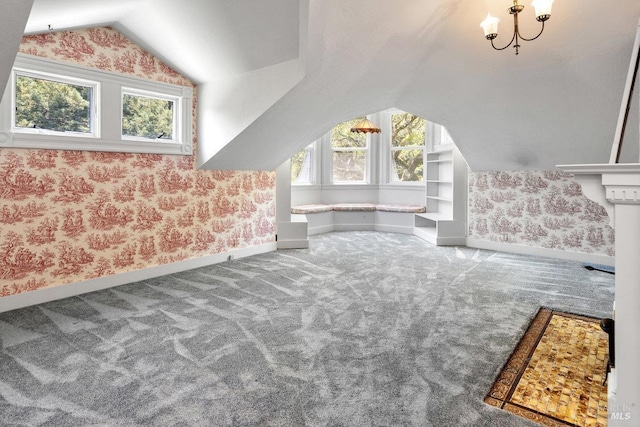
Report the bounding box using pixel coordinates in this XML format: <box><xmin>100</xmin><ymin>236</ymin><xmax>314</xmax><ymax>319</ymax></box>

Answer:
<box><xmin>416</xmin><ymin>212</ymin><xmax>451</xmax><ymax>221</ymax></box>
<box><xmin>426</xmin><ymin>195</ymin><xmax>452</xmax><ymax>202</ymax></box>
<box><xmin>419</xmin><ymin>145</ymin><xmax>466</xmax><ymax>246</ymax></box>
<box><xmin>414</xmin><ymin>225</ymin><xmax>437</xmax><ymax>241</ymax></box>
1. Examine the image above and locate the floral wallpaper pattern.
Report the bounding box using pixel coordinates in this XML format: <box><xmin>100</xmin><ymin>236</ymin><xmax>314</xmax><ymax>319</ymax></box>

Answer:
<box><xmin>0</xmin><ymin>28</ymin><xmax>275</xmax><ymax>297</ymax></box>
<box><xmin>468</xmin><ymin>171</ymin><xmax>614</xmax><ymax>256</ymax></box>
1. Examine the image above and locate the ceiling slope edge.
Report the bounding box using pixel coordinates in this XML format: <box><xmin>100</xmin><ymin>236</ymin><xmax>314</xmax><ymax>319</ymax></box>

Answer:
<box><xmin>0</xmin><ymin>0</ymin><xmax>35</xmax><ymax>97</ymax></box>
<box><xmin>197</xmin><ymin>0</ymin><xmax>309</xmax><ymax>171</ymax></box>
<box><xmin>197</xmin><ymin>58</ymin><xmax>306</xmax><ymax>170</ymax></box>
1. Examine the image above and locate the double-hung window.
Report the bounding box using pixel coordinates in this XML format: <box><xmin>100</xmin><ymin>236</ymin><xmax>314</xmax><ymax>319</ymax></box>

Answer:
<box><xmin>390</xmin><ymin>112</ymin><xmax>425</xmax><ymax>182</ymax></box>
<box><xmin>0</xmin><ymin>54</ymin><xmax>192</xmax><ymax>155</ymax></box>
<box><xmin>331</xmin><ymin>118</ymin><xmax>369</xmax><ymax>183</ymax></box>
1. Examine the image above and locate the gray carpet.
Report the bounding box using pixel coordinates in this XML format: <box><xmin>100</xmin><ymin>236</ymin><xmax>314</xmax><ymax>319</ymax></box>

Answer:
<box><xmin>0</xmin><ymin>231</ymin><xmax>614</xmax><ymax>426</ymax></box>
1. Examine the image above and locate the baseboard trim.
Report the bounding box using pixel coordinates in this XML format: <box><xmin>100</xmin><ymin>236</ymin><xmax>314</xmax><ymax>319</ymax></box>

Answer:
<box><xmin>308</xmin><ymin>224</ymin><xmax>334</xmax><ymax>236</ymax></box>
<box><xmin>436</xmin><ymin>236</ymin><xmax>468</xmax><ymax>246</ymax></box>
<box><xmin>333</xmin><ymin>224</ymin><xmax>376</xmax><ymax>232</ymax></box>
<box><xmin>277</xmin><ymin>239</ymin><xmax>309</xmax><ymax>249</ymax></box>
<box><xmin>0</xmin><ymin>242</ymin><xmax>277</xmax><ymax>313</ymax></box>
<box><xmin>375</xmin><ymin>224</ymin><xmax>415</xmax><ymax>235</ymax></box>
<box><xmin>466</xmin><ymin>238</ymin><xmax>614</xmax><ymax>266</ymax></box>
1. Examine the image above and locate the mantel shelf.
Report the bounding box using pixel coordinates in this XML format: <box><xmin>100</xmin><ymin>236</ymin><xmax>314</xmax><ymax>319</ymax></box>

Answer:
<box><xmin>557</xmin><ymin>163</ymin><xmax>640</xmax><ymax>174</ymax></box>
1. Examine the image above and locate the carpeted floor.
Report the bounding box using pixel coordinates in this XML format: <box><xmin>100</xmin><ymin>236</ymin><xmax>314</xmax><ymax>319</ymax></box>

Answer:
<box><xmin>0</xmin><ymin>231</ymin><xmax>615</xmax><ymax>426</ymax></box>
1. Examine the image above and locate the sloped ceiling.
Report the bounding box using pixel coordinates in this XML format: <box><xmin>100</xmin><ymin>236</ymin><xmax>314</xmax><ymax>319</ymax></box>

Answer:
<box><xmin>0</xmin><ymin>0</ymin><xmax>34</xmax><ymax>97</ymax></box>
<box><xmin>4</xmin><ymin>0</ymin><xmax>640</xmax><ymax>171</ymax></box>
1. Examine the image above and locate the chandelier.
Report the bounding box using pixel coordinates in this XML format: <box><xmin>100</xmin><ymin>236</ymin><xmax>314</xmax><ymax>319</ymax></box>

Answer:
<box><xmin>480</xmin><ymin>0</ymin><xmax>554</xmax><ymax>55</ymax></box>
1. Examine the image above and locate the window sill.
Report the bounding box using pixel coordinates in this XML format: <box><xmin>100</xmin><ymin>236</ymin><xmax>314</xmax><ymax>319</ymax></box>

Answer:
<box><xmin>2</xmin><ymin>131</ymin><xmax>192</xmax><ymax>156</ymax></box>
<box><xmin>321</xmin><ymin>183</ymin><xmax>378</xmax><ymax>191</ymax></box>
<box><xmin>292</xmin><ymin>184</ymin><xmax>322</xmax><ymax>190</ymax></box>
<box><xmin>379</xmin><ymin>183</ymin><xmax>425</xmax><ymax>191</ymax></box>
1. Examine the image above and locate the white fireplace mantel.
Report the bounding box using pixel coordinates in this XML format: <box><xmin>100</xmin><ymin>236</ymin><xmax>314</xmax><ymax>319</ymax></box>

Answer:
<box><xmin>559</xmin><ymin>162</ymin><xmax>640</xmax><ymax>426</ymax></box>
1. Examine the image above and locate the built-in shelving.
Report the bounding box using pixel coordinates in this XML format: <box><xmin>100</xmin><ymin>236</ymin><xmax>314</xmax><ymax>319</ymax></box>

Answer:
<box><xmin>414</xmin><ymin>144</ymin><xmax>468</xmax><ymax>246</ymax></box>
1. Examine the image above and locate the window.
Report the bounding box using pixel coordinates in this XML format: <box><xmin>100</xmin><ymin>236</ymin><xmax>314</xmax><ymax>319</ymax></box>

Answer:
<box><xmin>122</xmin><ymin>89</ymin><xmax>177</xmax><ymax>142</ymax></box>
<box><xmin>331</xmin><ymin>118</ymin><xmax>368</xmax><ymax>183</ymax></box>
<box><xmin>438</xmin><ymin>126</ymin><xmax>455</xmax><ymax>146</ymax></box>
<box><xmin>0</xmin><ymin>54</ymin><xmax>192</xmax><ymax>155</ymax></box>
<box><xmin>13</xmin><ymin>71</ymin><xmax>98</xmax><ymax>137</ymax></box>
<box><xmin>291</xmin><ymin>142</ymin><xmax>314</xmax><ymax>184</ymax></box>
<box><xmin>390</xmin><ymin>113</ymin><xmax>425</xmax><ymax>182</ymax></box>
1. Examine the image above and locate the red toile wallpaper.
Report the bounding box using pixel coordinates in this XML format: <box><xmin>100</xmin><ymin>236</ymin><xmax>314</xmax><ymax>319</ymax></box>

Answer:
<box><xmin>0</xmin><ymin>28</ymin><xmax>276</xmax><ymax>297</ymax></box>
<box><xmin>468</xmin><ymin>171</ymin><xmax>614</xmax><ymax>256</ymax></box>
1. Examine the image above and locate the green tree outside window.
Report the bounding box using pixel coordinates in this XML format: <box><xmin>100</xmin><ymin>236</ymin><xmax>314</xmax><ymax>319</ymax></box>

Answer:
<box><xmin>391</xmin><ymin>113</ymin><xmax>425</xmax><ymax>182</ymax></box>
<box><xmin>122</xmin><ymin>93</ymin><xmax>174</xmax><ymax>140</ymax></box>
<box><xmin>15</xmin><ymin>75</ymin><xmax>92</xmax><ymax>133</ymax></box>
<box><xmin>331</xmin><ymin>118</ymin><xmax>367</xmax><ymax>182</ymax></box>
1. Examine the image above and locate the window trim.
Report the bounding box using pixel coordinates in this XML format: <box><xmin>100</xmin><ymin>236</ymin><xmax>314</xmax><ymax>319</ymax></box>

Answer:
<box><xmin>12</xmin><ymin>68</ymin><xmax>100</xmax><ymax>138</ymax></box>
<box><xmin>329</xmin><ymin>118</ymin><xmax>371</xmax><ymax>185</ymax></box>
<box><xmin>288</xmin><ymin>110</ymin><xmax>450</xmax><ymax>189</ymax></box>
<box><xmin>121</xmin><ymin>87</ymin><xmax>180</xmax><ymax>144</ymax></box>
<box><xmin>0</xmin><ymin>54</ymin><xmax>193</xmax><ymax>156</ymax></box>
<box><xmin>291</xmin><ymin>140</ymin><xmax>318</xmax><ymax>185</ymax></box>
<box><xmin>388</xmin><ymin>111</ymin><xmax>426</xmax><ymax>185</ymax></box>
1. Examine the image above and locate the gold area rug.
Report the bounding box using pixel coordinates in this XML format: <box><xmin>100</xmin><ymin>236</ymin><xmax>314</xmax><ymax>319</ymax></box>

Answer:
<box><xmin>485</xmin><ymin>308</ymin><xmax>609</xmax><ymax>427</ymax></box>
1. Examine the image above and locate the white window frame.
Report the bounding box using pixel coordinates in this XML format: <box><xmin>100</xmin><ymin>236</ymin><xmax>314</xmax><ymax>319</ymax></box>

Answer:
<box><xmin>329</xmin><ymin>118</ymin><xmax>372</xmax><ymax>185</ymax></box>
<box><xmin>12</xmin><ymin>68</ymin><xmax>100</xmax><ymax>138</ymax></box>
<box><xmin>0</xmin><ymin>54</ymin><xmax>193</xmax><ymax>156</ymax></box>
<box><xmin>121</xmin><ymin>87</ymin><xmax>180</xmax><ymax>144</ymax></box>
<box><xmin>387</xmin><ymin>110</ymin><xmax>426</xmax><ymax>185</ymax></box>
<box><xmin>291</xmin><ymin>140</ymin><xmax>318</xmax><ymax>185</ymax></box>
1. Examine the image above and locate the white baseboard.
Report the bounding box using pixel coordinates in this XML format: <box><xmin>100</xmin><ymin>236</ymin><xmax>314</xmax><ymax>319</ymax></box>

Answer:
<box><xmin>277</xmin><ymin>220</ymin><xmax>308</xmax><ymax>249</ymax></box>
<box><xmin>466</xmin><ymin>238</ymin><xmax>614</xmax><ymax>266</ymax></box>
<box><xmin>375</xmin><ymin>224</ymin><xmax>415</xmax><ymax>235</ymax></box>
<box><xmin>333</xmin><ymin>223</ymin><xmax>375</xmax><ymax>232</ymax></box>
<box><xmin>277</xmin><ymin>239</ymin><xmax>309</xmax><ymax>249</ymax></box>
<box><xmin>437</xmin><ymin>236</ymin><xmax>468</xmax><ymax>246</ymax></box>
<box><xmin>308</xmin><ymin>224</ymin><xmax>334</xmax><ymax>235</ymax></box>
<box><xmin>308</xmin><ymin>223</ymin><xmax>413</xmax><ymax>236</ymax></box>
<box><xmin>0</xmin><ymin>242</ymin><xmax>277</xmax><ymax>313</ymax></box>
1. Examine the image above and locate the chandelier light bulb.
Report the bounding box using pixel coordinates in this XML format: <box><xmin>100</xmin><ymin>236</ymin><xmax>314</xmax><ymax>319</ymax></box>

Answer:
<box><xmin>480</xmin><ymin>13</ymin><xmax>500</xmax><ymax>39</ymax></box>
<box><xmin>531</xmin><ymin>0</ymin><xmax>554</xmax><ymax>20</ymax></box>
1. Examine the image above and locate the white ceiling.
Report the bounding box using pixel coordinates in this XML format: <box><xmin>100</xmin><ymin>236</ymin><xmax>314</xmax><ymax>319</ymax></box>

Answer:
<box><xmin>24</xmin><ymin>0</ymin><xmax>300</xmax><ymax>83</ymax></box>
<box><xmin>4</xmin><ymin>0</ymin><xmax>640</xmax><ymax>171</ymax></box>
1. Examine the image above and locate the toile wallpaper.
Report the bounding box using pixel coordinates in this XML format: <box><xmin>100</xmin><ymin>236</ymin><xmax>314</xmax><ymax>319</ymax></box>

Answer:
<box><xmin>468</xmin><ymin>171</ymin><xmax>614</xmax><ymax>257</ymax></box>
<box><xmin>0</xmin><ymin>28</ymin><xmax>276</xmax><ymax>297</ymax></box>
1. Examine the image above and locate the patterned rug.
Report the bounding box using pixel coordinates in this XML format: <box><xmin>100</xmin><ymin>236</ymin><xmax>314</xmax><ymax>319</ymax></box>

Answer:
<box><xmin>485</xmin><ymin>308</ymin><xmax>609</xmax><ymax>427</ymax></box>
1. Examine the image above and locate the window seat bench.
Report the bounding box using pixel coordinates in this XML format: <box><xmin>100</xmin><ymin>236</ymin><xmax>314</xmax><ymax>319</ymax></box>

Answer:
<box><xmin>290</xmin><ymin>203</ymin><xmax>426</xmax><ymax>236</ymax></box>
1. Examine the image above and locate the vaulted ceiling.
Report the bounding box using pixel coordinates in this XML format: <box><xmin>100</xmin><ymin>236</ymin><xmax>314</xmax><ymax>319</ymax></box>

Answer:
<box><xmin>2</xmin><ymin>0</ymin><xmax>640</xmax><ymax>171</ymax></box>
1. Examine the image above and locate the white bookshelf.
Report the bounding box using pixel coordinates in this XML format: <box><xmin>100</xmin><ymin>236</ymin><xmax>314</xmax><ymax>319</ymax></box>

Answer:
<box><xmin>414</xmin><ymin>145</ymin><xmax>467</xmax><ymax>245</ymax></box>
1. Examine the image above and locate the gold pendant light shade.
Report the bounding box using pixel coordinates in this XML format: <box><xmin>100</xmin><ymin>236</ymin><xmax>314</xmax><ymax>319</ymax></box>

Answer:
<box><xmin>350</xmin><ymin>118</ymin><xmax>381</xmax><ymax>134</ymax></box>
